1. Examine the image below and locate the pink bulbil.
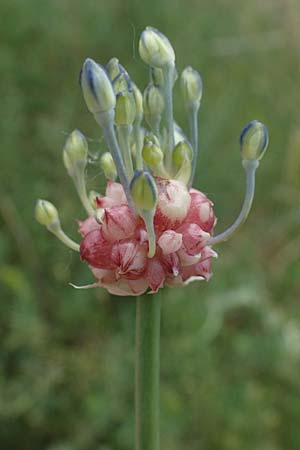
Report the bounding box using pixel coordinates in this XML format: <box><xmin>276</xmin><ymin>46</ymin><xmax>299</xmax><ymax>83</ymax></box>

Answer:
<box><xmin>79</xmin><ymin>179</ymin><xmax>217</xmax><ymax>296</ymax></box>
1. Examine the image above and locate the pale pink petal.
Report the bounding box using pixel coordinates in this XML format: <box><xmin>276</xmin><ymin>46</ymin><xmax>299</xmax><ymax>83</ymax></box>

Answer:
<box><xmin>78</xmin><ymin>216</ymin><xmax>101</xmax><ymax>237</ymax></box>
<box><xmin>177</xmin><ymin>223</ymin><xmax>210</xmax><ymax>255</ymax></box>
<box><xmin>177</xmin><ymin>248</ymin><xmax>202</xmax><ymax>267</ymax></box>
<box><xmin>101</xmin><ymin>205</ymin><xmax>137</xmax><ymax>242</ymax></box>
<box><xmin>90</xmin><ymin>267</ymin><xmax>116</xmax><ymax>284</ymax></box>
<box><xmin>185</xmin><ymin>189</ymin><xmax>215</xmax><ymax>233</ymax></box>
<box><xmin>154</xmin><ymin>178</ymin><xmax>191</xmax><ymax>231</ymax></box>
<box><xmin>161</xmin><ymin>252</ymin><xmax>180</xmax><ymax>277</ymax></box>
<box><xmin>80</xmin><ymin>229</ymin><xmax>114</xmax><ymax>269</ymax></box>
<box><xmin>158</xmin><ymin>230</ymin><xmax>183</xmax><ymax>255</ymax></box>
<box><xmin>146</xmin><ymin>258</ymin><xmax>165</xmax><ymax>292</ymax></box>
<box><xmin>128</xmin><ymin>278</ymin><xmax>149</xmax><ymax>295</ymax></box>
<box><xmin>106</xmin><ymin>280</ymin><xmax>137</xmax><ymax>296</ymax></box>
<box><xmin>105</xmin><ymin>181</ymin><xmax>127</xmax><ymax>204</ymax></box>
<box><xmin>111</xmin><ymin>242</ymin><xmax>147</xmax><ymax>279</ymax></box>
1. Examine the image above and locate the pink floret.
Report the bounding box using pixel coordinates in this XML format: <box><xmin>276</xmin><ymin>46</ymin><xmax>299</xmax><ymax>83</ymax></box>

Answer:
<box><xmin>79</xmin><ymin>179</ymin><xmax>217</xmax><ymax>296</ymax></box>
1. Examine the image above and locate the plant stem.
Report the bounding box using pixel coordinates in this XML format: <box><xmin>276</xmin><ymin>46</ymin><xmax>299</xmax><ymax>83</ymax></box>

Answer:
<box><xmin>135</xmin><ymin>293</ymin><xmax>161</xmax><ymax>450</ymax></box>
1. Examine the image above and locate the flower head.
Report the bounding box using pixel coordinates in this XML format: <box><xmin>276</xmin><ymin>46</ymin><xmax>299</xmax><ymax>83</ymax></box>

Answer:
<box><xmin>36</xmin><ymin>26</ymin><xmax>269</xmax><ymax>296</ymax></box>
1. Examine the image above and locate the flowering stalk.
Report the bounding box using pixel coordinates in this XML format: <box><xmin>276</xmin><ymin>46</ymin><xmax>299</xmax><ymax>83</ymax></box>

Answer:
<box><xmin>35</xmin><ymin>26</ymin><xmax>270</xmax><ymax>450</ymax></box>
<box><xmin>135</xmin><ymin>293</ymin><xmax>161</xmax><ymax>450</ymax></box>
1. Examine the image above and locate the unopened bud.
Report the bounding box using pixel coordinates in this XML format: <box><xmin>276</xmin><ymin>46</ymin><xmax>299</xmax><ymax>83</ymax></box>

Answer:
<box><xmin>172</xmin><ymin>140</ymin><xmax>193</xmax><ymax>168</ymax></box>
<box><xmin>142</xmin><ymin>141</ymin><xmax>164</xmax><ymax>166</ymax></box>
<box><xmin>150</xmin><ymin>67</ymin><xmax>164</xmax><ymax>85</ymax></box>
<box><xmin>80</xmin><ymin>58</ymin><xmax>116</xmax><ymax>114</ymax></box>
<box><xmin>106</xmin><ymin>57</ymin><xmax>123</xmax><ymax>81</ymax></box>
<box><xmin>113</xmin><ymin>71</ymin><xmax>132</xmax><ymax>94</ymax></box>
<box><xmin>144</xmin><ymin>132</ymin><xmax>160</xmax><ymax>147</ymax></box>
<box><xmin>130</xmin><ymin>170</ymin><xmax>158</xmax><ymax>211</ymax></box>
<box><xmin>100</xmin><ymin>152</ymin><xmax>117</xmax><ymax>181</ymax></box>
<box><xmin>174</xmin><ymin>122</ymin><xmax>188</xmax><ymax>145</ymax></box>
<box><xmin>35</xmin><ymin>199</ymin><xmax>59</xmax><ymax>227</ymax></box>
<box><xmin>63</xmin><ymin>130</ymin><xmax>88</xmax><ymax>176</ymax></box>
<box><xmin>115</xmin><ymin>91</ymin><xmax>136</xmax><ymax>126</ymax></box>
<box><xmin>132</xmin><ymin>83</ymin><xmax>143</xmax><ymax>118</ymax></box>
<box><xmin>139</xmin><ymin>26</ymin><xmax>175</xmax><ymax>68</ymax></box>
<box><xmin>143</xmin><ymin>83</ymin><xmax>164</xmax><ymax>117</ymax></box>
<box><xmin>181</xmin><ymin>66</ymin><xmax>203</xmax><ymax>106</ymax></box>
<box><xmin>240</xmin><ymin>120</ymin><xmax>269</xmax><ymax>161</ymax></box>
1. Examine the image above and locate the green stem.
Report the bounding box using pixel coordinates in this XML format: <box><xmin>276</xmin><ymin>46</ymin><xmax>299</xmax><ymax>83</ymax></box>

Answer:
<box><xmin>162</xmin><ymin>64</ymin><xmax>175</xmax><ymax>172</ymax></box>
<box><xmin>135</xmin><ymin>293</ymin><xmax>161</xmax><ymax>450</ymax></box>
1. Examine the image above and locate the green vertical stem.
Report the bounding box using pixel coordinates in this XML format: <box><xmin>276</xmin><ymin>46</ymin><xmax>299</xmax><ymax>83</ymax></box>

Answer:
<box><xmin>135</xmin><ymin>293</ymin><xmax>161</xmax><ymax>450</ymax></box>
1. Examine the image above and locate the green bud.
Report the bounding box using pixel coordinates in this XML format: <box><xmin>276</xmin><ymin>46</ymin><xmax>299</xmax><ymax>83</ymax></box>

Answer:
<box><xmin>240</xmin><ymin>120</ymin><xmax>269</xmax><ymax>161</ymax></box>
<box><xmin>139</xmin><ymin>26</ymin><xmax>175</xmax><ymax>68</ymax></box>
<box><xmin>80</xmin><ymin>58</ymin><xmax>116</xmax><ymax>114</ymax></box>
<box><xmin>113</xmin><ymin>72</ymin><xmax>131</xmax><ymax>94</ymax></box>
<box><xmin>142</xmin><ymin>141</ymin><xmax>164</xmax><ymax>166</ymax></box>
<box><xmin>174</xmin><ymin>122</ymin><xmax>188</xmax><ymax>145</ymax></box>
<box><xmin>150</xmin><ymin>67</ymin><xmax>164</xmax><ymax>85</ymax></box>
<box><xmin>130</xmin><ymin>170</ymin><xmax>158</xmax><ymax>211</ymax></box>
<box><xmin>35</xmin><ymin>199</ymin><xmax>59</xmax><ymax>227</ymax></box>
<box><xmin>172</xmin><ymin>140</ymin><xmax>193</xmax><ymax>168</ymax></box>
<box><xmin>144</xmin><ymin>132</ymin><xmax>160</xmax><ymax>147</ymax></box>
<box><xmin>132</xmin><ymin>83</ymin><xmax>143</xmax><ymax>118</ymax></box>
<box><xmin>100</xmin><ymin>152</ymin><xmax>117</xmax><ymax>181</ymax></box>
<box><xmin>143</xmin><ymin>83</ymin><xmax>164</xmax><ymax>117</ymax></box>
<box><xmin>181</xmin><ymin>66</ymin><xmax>203</xmax><ymax>105</ymax></box>
<box><xmin>106</xmin><ymin>57</ymin><xmax>122</xmax><ymax>80</ymax></box>
<box><xmin>115</xmin><ymin>91</ymin><xmax>136</xmax><ymax>126</ymax></box>
<box><xmin>63</xmin><ymin>130</ymin><xmax>88</xmax><ymax>176</ymax></box>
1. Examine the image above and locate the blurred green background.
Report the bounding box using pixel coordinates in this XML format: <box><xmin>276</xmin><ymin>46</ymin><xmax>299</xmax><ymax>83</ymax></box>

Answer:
<box><xmin>1</xmin><ymin>0</ymin><xmax>300</xmax><ymax>449</ymax></box>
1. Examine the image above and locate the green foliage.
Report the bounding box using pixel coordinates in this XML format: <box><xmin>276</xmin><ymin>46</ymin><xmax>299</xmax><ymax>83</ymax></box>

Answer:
<box><xmin>1</xmin><ymin>0</ymin><xmax>300</xmax><ymax>449</ymax></box>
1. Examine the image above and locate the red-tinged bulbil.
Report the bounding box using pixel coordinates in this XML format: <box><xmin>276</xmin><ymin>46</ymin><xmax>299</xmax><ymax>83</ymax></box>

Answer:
<box><xmin>79</xmin><ymin>178</ymin><xmax>217</xmax><ymax>295</ymax></box>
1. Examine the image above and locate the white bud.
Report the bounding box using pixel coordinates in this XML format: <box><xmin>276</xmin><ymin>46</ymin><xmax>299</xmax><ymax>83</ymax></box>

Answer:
<box><xmin>80</xmin><ymin>58</ymin><xmax>116</xmax><ymax>114</ymax></box>
<box><xmin>139</xmin><ymin>26</ymin><xmax>175</xmax><ymax>68</ymax></box>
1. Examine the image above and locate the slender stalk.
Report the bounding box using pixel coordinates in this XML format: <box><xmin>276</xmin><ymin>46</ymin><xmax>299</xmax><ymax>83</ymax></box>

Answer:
<box><xmin>188</xmin><ymin>102</ymin><xmax>200</xmax><ymax>187</ymax></box>
<box><xmin>162</xmin><ymin>64</ymin><xmax>175</xmax><ymax>171</ymax></box>
<box><xmin>73</xmin><ymin>168</ymin><xmax>95</xmax><ymax>216</ymax></box>
<box><xmin>117</xmin><ymin>125</ymin><xmax>134</xmax><ymax>179</ymax></box>
<box><xmin>95</xmin><ymin>111</ymin><xmax>136</xmax><ymax>213</ymax></box>
<box><xmin>133</xmin><ymin>121</ymin><xmax>144</xmax><ymax>170</ymax></box>
<box><xmin>48</xmin><ymin>223</ymin><xmax>80</xmax><ymax>252</ymax></box>
<box><xmin>135</xmin><ymin>293</ymin><xmax>161</xmax><ymax>450</ymax></box>
<box><xmin>209</xmin><ymin>159</ymin><xmax>259</xmax><ymax>245</ymax></box>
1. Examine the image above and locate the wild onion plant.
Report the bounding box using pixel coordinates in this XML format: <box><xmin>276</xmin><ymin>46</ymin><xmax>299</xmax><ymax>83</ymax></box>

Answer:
<box><xmin>35</xmin><ymin>26</ymin><xmax>269</xmax><ymax>450</ymax></box>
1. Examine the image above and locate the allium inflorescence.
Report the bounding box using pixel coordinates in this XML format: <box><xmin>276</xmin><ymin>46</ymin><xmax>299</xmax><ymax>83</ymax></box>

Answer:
<box><xmin>35</xmin><ymin>26</ymin><xmax>269</xmax><ymax>296</ymax></box>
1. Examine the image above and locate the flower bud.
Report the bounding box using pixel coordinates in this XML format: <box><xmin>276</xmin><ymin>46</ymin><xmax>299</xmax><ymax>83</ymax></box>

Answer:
<box><xmin>130</xmin><ymin>170</ymin><xmax>158</xmax><ymax>211</ymax></box>
<box><xmin>63</xmin><ymin>130</ymin><xmax>88</xmax><ymax>176</ymax></box>
<box><xmin>113</xmin><ymin>71</ymin><xmax>132</xmax><ymax>94</ymax></box>
<box><xmin>142</xmin><ymin>141</ymin><xmax>164</xmax><ymax>166</ymax></box>
<box><xmin>172</xmin><ymin>140</ymin><xmax>193</xmax><ymax>168</ymax></box>
<box><xmin>143</xmin><ymin>83</ymin><xmax>164</xmax><ymax>117</ymax></box>
<box><xmin>139</xmin><ymin>26</ymin><xmax>175</xmax><ymax>68</ymax></box>
<box><xmin>181</xmin><ymin>66</ymin><xmax>203</xmax><ymax>105</ymax></box>
<box><xmin>240</xmin><ymin>120</ymin><xmax>269</xmax><ymax>161</ymax></box>
<box><xmin>100</xmin><ymin>152</ymin><xmax>117</xmax><ymax>181</ymax></box>
<box><xmin>115</xmin><ymin>91</ymin><xmax>136</xmax><ymax>126</ymax></box>
<box><xmin>150</xmin><ymin>67</ymin><xmax>164</xmax><ymax>85</ymax></box>
<box><xmin>106</xmin><ymin>57</ymin><xmax>123</xmax><ymax>81</ymax></box>
<box><xmin>132</xmin><ymin>83</ymin><xmax>143</xmax><ymax>118</ymax></box>
<box><xmin>80</xmin><ymin>58</ymin><xmax>116</xmax><ymax>114</ymax></box>
<box><xmin>144</xmin><ymin>132</ymin><xmax>160</xmax><ymax>147</ymax></box>
<box><xmin>35</xmin><ymin>199</ymin><xmax>59</xmax><ymax>227</ymax></box>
